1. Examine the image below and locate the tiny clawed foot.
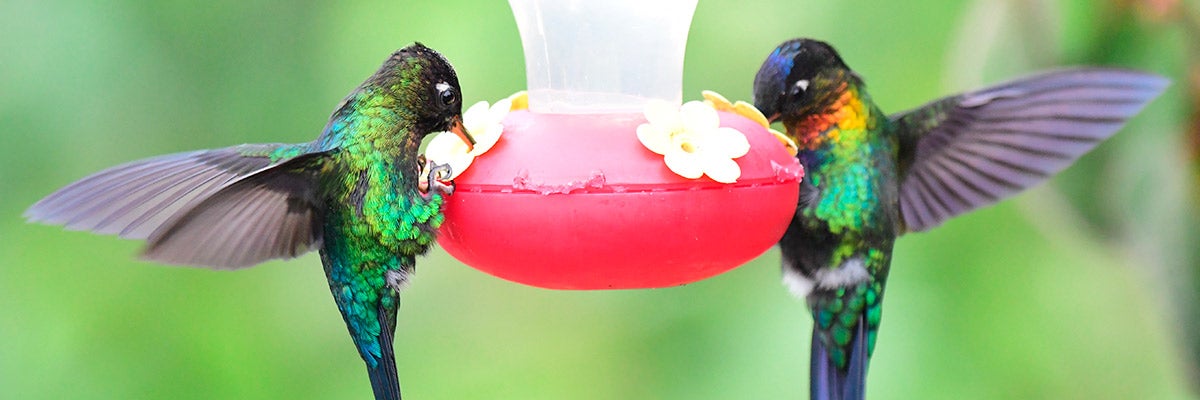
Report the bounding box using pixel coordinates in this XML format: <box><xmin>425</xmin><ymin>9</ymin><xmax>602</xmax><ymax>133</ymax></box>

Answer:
<box><xmin>419</xmin><ymin>161</ymin><xmax>455</xmax><ymax>200</ymax></box>
<box><xmin>430</xmin><ymin>178</ymin><xmax>455</xmax><ymax>198</ymax></box>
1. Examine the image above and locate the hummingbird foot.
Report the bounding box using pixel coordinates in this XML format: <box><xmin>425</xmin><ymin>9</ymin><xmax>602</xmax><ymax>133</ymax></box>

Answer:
<box><xmin>418</xmin><ymin>160</ymin><xmax>455</xmax><ymax>200</ymax></box>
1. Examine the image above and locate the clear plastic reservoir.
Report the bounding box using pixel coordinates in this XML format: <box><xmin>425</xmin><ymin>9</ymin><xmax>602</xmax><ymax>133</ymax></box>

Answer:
<box><xmin>508</xmin><ymin>0</ymin><xmax>699</xmax><ymax>114</ymax></box>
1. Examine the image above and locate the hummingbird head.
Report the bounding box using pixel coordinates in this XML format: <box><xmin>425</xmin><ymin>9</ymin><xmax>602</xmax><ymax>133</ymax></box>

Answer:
<box><xmin>370</xmin><ymin>43</ymin><xmax>475</xmax><ymax>150</ymax></box>
<box><xmin>753</xmin><ymin>38</ymin><xmax>859</xmax><ymax>126</ymax></box>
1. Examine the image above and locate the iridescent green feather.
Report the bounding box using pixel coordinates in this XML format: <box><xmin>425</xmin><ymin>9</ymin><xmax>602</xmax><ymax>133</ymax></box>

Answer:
<box><xmin>798</xmin><ymin>85</ymin><xmax>898</xmax><ymax>370</ymax></box>
<box><xmin>315</xmin><ymin>81</ymin><xmax>445</xmax><ymax>366</ymax></box>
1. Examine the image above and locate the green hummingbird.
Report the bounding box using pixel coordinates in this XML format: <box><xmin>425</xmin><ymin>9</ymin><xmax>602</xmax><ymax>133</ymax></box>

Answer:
<box><xmin>752</xmin><ymin>38</ymin><xmax>1166</xmax><ymax>400</ymax></box>
<box><xmin>25</xmin><ymin>43</ymin><xmax>475</xmax><ymax>400</ymax></box>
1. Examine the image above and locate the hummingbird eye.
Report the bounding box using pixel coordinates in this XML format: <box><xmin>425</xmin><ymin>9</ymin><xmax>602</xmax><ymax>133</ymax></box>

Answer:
<box><xmin>435</xmin><ymin>82</ymin><xmax>457</xmax><ymax>108</ymax></box>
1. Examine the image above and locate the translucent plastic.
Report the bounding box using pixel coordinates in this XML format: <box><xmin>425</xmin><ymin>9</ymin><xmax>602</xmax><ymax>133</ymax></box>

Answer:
<box><xmin>509</xmin><ymin>0</ymin><xmax>698</xmax><ymax>113</ymax></box>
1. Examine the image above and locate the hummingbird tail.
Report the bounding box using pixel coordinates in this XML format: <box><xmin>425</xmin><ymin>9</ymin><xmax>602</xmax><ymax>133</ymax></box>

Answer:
<box><xmin>810</xmin><ymin>316</ymin><xmax>868</xmax><ymax>400</ymax></box>
<box><xmin>366</xmin><ymin>302</ymin><xmax>402</xmax><ymax>400</ymax></box>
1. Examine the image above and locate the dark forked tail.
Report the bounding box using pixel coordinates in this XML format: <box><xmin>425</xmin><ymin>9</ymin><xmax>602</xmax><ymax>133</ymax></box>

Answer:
<box><xmin>810</xmin><ymin>316</ymin><xmax>869</xmax><ymax>400</ymax></box>
<box><xmin>367</xmin><ymin>302</ymin><xmax>402</xmax><ymax>400</ymax></box>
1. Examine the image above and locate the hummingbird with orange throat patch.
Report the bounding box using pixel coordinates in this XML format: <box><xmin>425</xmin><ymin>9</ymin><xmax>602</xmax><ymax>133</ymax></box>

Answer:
<box><xmin>753</xmin><ymin>38</ymin><xmax>1167</xmax><ymax>400</ymax></box>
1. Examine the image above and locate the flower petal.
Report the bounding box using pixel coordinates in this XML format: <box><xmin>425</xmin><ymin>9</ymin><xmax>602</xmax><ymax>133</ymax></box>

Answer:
<box><xmin>468</xmin><ymin>125</ymin><xmax>503</xmax><ymax>156</ymax></box>
<box><xmin>663</xmin><ymin>151</ymin><xmax>704</xmax><ymax>179</ymax></box>
<box><xmin>709</xmin><ymin>127</ymin><xmax>751</xmax><ymax>158</ymax></box>
<box><xmin>463</xmin><ymin>98</ymin><xmax>492</xmax><ymax>123</ymax></box>
<box><xmin>770</xmin><ymin>128</ymin><xmax>799</xmax><ymax>156</ymax></box>
<box><xmin>442</xmin><ymin>154</ymin><xmax>475</xmax><ymax>180</ymax></box>
<box><xmin>701</xmin><ymin>90</ymin><xmax>735</xmax><ymax>112</ymax></box>
<box><xmin>488</xmin><ymin>97</ymin><xmax>513</xmax><ymax>124</ymax></box>
<box><xmin>701</xmin><ymin>155</ymin><xmax>741</xmax><ymax>184</ymax></box>
<box><xmin>733</xmin><ymin>100</ymin><xmax>770</xmax><ymax>128</ymax></box>
<box><xmin>643</xmin><ymin>100</ymin><xmax>682</xmax><ymax>129</ymax></box>
<box><xmin>425</xmin><ymin>131</ymin><xmax>470</xmax><ymax>160</ymax></box>
<box><xmin>424</xmin><ymin>131</ymin><xmax>477</xmax><ymax>180</ymax></box>
<box><xmin>507</xmin><ymin>91</ymin><xmax>529</xmax><ymax>111</ymax></box>
<box><xmin>637</xmin><ymin>123</ymin><xmax>672</xmax><ymax>155</ymax></box>
<box><xmin>679</xmin><ymin>101</ymin><xmax>719</xmax><ymax>132</ymax></box>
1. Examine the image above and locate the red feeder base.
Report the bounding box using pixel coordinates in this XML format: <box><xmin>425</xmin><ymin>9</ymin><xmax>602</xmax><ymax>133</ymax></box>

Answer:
<box><xmin>438</xmin><ymin>110</ymin><xmax>802</xmax><ymax>290</ymax></box>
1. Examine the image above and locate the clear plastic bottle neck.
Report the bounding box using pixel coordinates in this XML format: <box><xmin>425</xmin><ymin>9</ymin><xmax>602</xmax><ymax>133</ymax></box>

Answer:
<box><xmin>508</xmin><ymin>0</ymin><xmax>698</xmax><ymax>114</ymax></box>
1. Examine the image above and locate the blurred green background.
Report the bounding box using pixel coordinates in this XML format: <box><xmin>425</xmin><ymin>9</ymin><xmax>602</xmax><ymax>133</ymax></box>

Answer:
<box><xmin>3</xmin><ymin>0</ymin><xmax>1198</xmax><ymax>399</ymax></box>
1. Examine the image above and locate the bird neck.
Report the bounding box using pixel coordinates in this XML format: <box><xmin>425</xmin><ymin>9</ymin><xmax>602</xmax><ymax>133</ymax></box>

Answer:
<box><xmin>786</xmin><ymin>82</ymin><xmax>878</xmax><ymax>153</ymax></box>
<box><xmin>322</xmin><ymin>91</ymin><xmax>424</xmax><ymax>169</ymax></box>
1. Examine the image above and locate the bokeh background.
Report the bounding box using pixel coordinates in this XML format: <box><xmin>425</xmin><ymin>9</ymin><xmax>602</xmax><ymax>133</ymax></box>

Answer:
<box><xmin>3</xmin><ymin>0</ymin><xmax>1198</xmax><ymax>399</ymax></box>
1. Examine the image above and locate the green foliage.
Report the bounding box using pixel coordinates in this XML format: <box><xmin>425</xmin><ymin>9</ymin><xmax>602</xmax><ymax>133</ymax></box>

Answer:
<box><xmin>2</xmin><ymin>0</ymin><xmax>1195</xmax><ymax>399</ymax></box>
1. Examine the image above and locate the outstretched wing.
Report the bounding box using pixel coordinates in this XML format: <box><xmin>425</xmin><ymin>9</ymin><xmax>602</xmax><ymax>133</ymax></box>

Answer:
<box><xmin>26</xmin><ymin>143</ymin><xmax>324</xmax><ymax>268</ymax></box>
<box><xmin>142</xmin><ymin>152</ymin><xmax>328</xmax><ymax>269</ymax></box>
<box><xmin>892</xmin><ymin>69</ymin><xmax>1168</xmax><ymax>232</ymax></box>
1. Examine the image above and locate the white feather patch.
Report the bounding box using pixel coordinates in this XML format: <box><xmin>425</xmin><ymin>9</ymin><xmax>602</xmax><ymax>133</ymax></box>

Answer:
<box><xmin>782</xmin><ymin>265</ymin><xmax>815</xmax><ymax>299</ymax></box>
<box><xmin>814</xmin><ymin>257</ymin><xmax>870</xmax><ymax>289</ymax></box>
<box><xmin>386</xmin><ymin>269</ymin><xmax>412</xmax><ymax>292</ymax></box>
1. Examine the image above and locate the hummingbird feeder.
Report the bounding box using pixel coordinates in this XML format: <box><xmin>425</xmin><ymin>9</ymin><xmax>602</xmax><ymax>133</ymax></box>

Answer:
<box><xmin>435</xmin><ymin>0</ymin><xmax>802</xmax><ymax>289</ymax></box>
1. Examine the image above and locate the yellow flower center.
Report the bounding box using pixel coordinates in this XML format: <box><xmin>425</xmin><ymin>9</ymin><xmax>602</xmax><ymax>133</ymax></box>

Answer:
<box><xmin>670</xmin><ymin>128</ymin><xmax>698</xmax><ymax>153</ymax></box>
<box><xmin>680</xmin><ymin>141</ymin><xmax>696</xmax><ymax>153</ymax></box>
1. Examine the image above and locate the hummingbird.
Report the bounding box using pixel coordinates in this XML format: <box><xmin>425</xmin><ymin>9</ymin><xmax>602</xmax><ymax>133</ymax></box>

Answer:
<box><xmin>753</xmin><ymin>38</ymin><xmax>1166</xmax><ymax>400</ymax></box>
<box><xmin>25</xmin><ymin>42</ymin><xmax>475</xmax><ymax>400</ymax></box>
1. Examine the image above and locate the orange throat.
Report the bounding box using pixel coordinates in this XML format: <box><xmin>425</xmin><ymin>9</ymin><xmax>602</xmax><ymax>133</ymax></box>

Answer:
<box><xmin>786</xmin><ymin>83</ymin><xmax>867</xmax><ymax>151</ymax></box>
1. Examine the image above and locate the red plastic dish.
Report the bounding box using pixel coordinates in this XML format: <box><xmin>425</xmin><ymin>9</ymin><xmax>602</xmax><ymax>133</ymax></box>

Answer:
<box><xmin>438</xmin><ymin>110</ymin><xmax>802</xmax><ymax>290</ymax></box>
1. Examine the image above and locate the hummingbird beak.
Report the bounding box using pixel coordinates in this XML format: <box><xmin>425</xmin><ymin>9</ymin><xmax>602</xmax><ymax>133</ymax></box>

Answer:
<box><xmin>767</xmin><ymin>112</ymin><xmax>782</xmax><ymax>124</ymax></box>
<box><xmin>448</xmin><ymin>115</ymin><xmax>475</xmax><ymax>151</ymax></box>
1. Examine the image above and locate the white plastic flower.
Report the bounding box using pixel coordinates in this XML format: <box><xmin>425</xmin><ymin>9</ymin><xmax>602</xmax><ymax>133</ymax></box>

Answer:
<box><xmin>702</xmin><ymin>90</ymin><xmax>798</xmax><ymax>156</ymax></box>
<box><xmin>423</xmin><ymin>96</ymin><xmax>513</xmax><ymax>180</ymax></box>
<box><xmin>636</xmin><ymin>100</ymin><xmax>751</xmax><ymax>184</ymax></box>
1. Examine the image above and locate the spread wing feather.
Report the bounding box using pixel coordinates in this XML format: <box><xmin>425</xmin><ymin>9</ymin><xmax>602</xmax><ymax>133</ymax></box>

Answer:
<box><xmin>891</xmin><ymin>69</ymin><xmax>1168</xmax><ymax>232</ymax></box>
<box><xmin>26</xmin><ymin>143</ymin><xmax>325</xmax><ymax>268</ymax></box>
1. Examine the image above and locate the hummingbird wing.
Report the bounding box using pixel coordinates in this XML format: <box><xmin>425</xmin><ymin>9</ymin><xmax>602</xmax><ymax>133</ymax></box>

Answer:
<box><xmin>890</xmin><ymin>69</ymin><xmax>1167</xmax><ymax>232</ymax></box>
<box><xmin>141</xmin><ymin>150</ymin><xmax>329</xmax><ymax>269</ymax></box>
<box><xmin>25</xmin><ymin>143</ymin><xmax>325</xmax><ymax>268</ymax></box>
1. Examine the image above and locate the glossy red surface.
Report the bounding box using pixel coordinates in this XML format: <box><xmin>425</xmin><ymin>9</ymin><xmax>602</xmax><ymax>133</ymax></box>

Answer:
<box><xmin>438</xmin><ymin>110</ymin><xmax>802</xmax><ymax>289</ymax></box>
